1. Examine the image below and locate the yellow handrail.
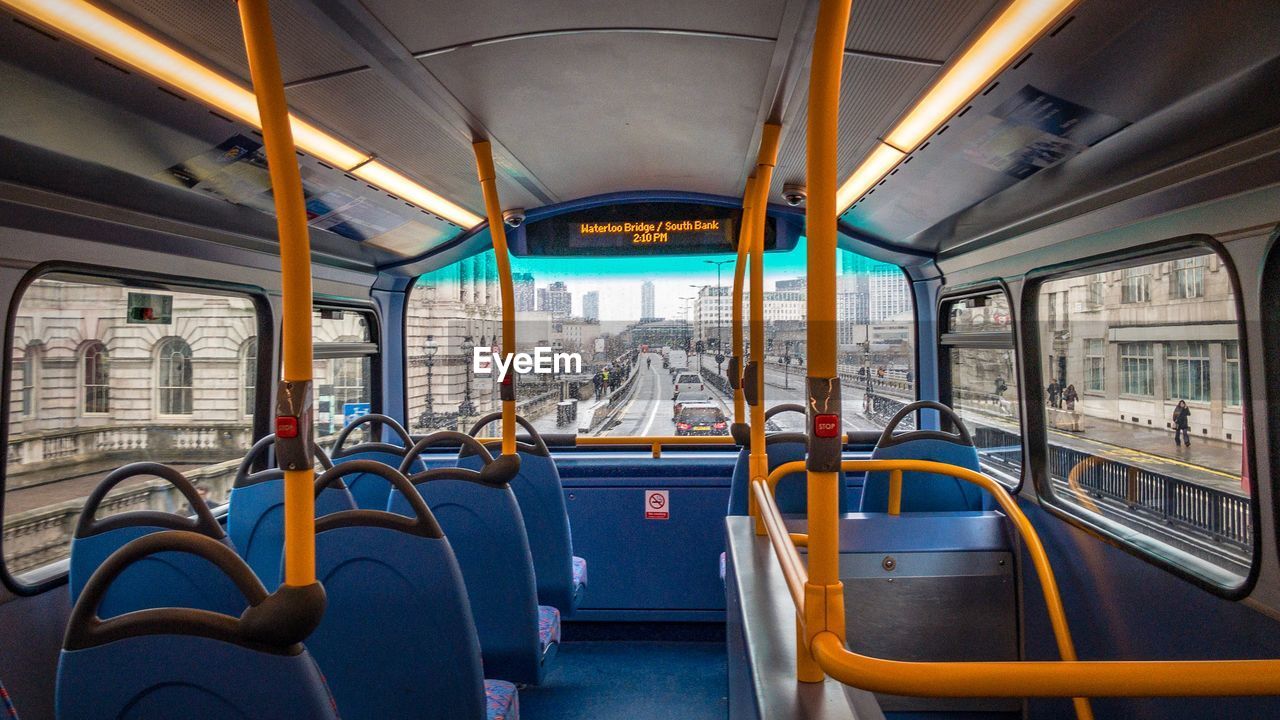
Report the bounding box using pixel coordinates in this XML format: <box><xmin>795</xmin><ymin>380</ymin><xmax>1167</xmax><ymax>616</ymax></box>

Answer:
<box><xmin>731</xmin><ymin>176</ymin><xmax>755</xmax><ymax>427</ymax></box>
<box><xmin>472</xmin><ymin>141</ymin><xmax>518</xmax><ymax>457</ymax></box>
<box><xmin>753</xmin><ymin>457</ymin><xmax>1280</xmax><ymax>704</ymax></box>
<box><xmin>236</xmin><ymin>0</ymin><xmax>315</xmax><ymax>587</ymax></box>
<box><xmin>751</xmin><ymin>477</ymin><xmax>807</xmax><ymax>612</ymax></box>
<box><xmin>747</xmin><ymin>124</ymin><xmax>782</xmax><ymax>536</ymax></box>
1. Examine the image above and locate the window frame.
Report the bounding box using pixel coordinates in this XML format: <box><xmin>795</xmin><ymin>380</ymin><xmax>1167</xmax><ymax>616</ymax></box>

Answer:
<box><xmin>938</xmin><ymin>282</ymin><xmax>1024</xmax><ymax>492</ymax></box>
<box><xmin>1</xmin><ymin>262</ymin><xmax>273</xmax><ymax>596</ymax></box>
<box><xmin>1021</xmin><ymin>235</ymin><xmax>1259</xmax><ymax>598</ymax></box>
<box><xmin>310</xmin><ymin>300</ymin><xmax>382</xmax><ymax>439</ymax></box>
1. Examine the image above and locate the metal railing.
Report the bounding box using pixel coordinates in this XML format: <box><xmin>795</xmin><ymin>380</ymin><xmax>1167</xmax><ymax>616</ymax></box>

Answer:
<box><xmin>858</xmin><ymin>393</ymin><xmax>1250</xmax><ymax>560</ymax></box>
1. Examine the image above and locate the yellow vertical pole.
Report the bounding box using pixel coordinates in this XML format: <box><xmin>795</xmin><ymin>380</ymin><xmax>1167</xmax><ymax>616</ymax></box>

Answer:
<box><xmin>887</xmin><ymin>469</ymin><xmax>903</xmax><ymax>515</ymax></box>
<box><xmin>801</xmin><ymin>0</ymin><xmax>853</xmax><ymax>680</ymax></box>
<box><xmin>732</xmin><ymin>176</ymin><xmax>756</xmax><ymax>427</ymax></box>
<box><xmin>237</xmin><ymin>0</ymin><xmax>315</xmax><ymax>587</ymax></box>
<box><xmin>472</xmin><ymin>141</ymin><xmax>517</xmax><ymax>457</ymax></box>
<box><xmin>749</xmin><ymin>124</ymin><xmax>782</xmax><ymax>536</ymax></box>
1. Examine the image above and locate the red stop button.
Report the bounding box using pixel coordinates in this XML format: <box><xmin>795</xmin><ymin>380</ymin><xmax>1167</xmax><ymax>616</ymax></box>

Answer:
<box><xmin>275</xmin><ymin>415</ymin><xmax>299</xmax><ymax>439</ymax></box>
<box><xmin>814</xmin><ymin>414</ymin><xmax>840</xmax><ymax>438</ymax></box>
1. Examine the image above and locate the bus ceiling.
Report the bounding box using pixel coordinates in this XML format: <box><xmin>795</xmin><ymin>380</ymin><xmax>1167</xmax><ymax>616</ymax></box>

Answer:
<box><xmin>0</xmin><ymin>0</ymin><xmax>1277</xmax><ymax>270</ymax></box>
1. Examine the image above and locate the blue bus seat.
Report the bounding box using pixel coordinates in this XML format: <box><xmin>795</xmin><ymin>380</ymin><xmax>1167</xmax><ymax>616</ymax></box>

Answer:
<box><xmin>69</xmin><ymin>463</ymin><xmax>244</xmax><ymax>619</ymax></box>
<box><xmin>391</xmin><ymin>431</ymin><xmax>555</xmax><ymax>685</ymax></box>
<box><xmin>307</xmin><ymin>459</ymin><xmax>519</xmax><ymax>720</ymax></box>
<box><xmin>727</xmin><ymin>404</ymin><xmax>852</xmax><ymax>516</ymax></box>
<box><xmin>328</xmin><ymin>414</ymin><xmax>426</xmax><ymax>510</ymax></box>
<box><xmin>464</xmin><ymin>412</ymin><xmax>585</xmax><ymax>614</ymax></box>
<box><xmin>56</xmin><ymin>531</ymin><xmax>339</xmax><ymax>720</ymax></box>
<box><xmin>860</xmin><ymin>401</ymin><xmax>991</xmax><ymax>513</ymax></box>
<box><xmin>226</xmin><ymin>435</ymin><xmax>355</xmax><ymax>588</ymax></box>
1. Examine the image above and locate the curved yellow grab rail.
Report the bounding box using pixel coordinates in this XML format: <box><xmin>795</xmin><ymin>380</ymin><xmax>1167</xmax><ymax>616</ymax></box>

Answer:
<box><xmin>756</xmin><ymin>458</ymin><xmax>1280</xmax><ymax>703</ymax></box>
<box><xmin>472</xmin><ymin>141</ymin><xmax>518</xmax><ymax>458</ymax></box>
<box><xmin>750</xmin><ymin>475</ymin><xmax>807</xmax><ymax>612</ymax></box>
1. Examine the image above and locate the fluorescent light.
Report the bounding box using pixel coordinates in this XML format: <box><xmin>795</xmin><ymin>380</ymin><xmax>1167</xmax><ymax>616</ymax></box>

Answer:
<box><xmin>837</xmin><ymin>0</ymin><xmax>1077</xmax><ymax>212</ymax></box>
<box><xmin>835</xmin><ymin>143</ymin><xmax>905</xmax><ymax>212</ymax></box>
<box><xmin>2</xmin><ymin>0</ymin><xmax>483</xmax><ymax>228</ymax></box>
<box><xmin>354</xmin><ymin>162</ymin><xmax>483</xmax><ymax>228</ymax></box>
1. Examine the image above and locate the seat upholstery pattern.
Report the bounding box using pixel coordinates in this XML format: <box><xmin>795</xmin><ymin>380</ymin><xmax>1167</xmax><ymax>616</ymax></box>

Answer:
<box><xmin>538</xmin><ymin>605</ymin><xmax>561</xmax><ymax>655</ymax></box>
<box><xmin>572</xmin><ymin>555</ymin><xmax>588</xmax><ymax>593</ymax></box>
<box><xmin>485</xmin><ymin>680</ymin><xmax>519</xmax><ymax>720</ymax></box>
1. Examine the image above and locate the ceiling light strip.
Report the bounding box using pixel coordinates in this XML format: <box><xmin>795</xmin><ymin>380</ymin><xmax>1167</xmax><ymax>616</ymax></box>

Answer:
<box><xmin>836</xmin><ymin>0</ymin><xmax>1077</xmax><ymax>213</ymax></box>
<box><xmin>3</xmin><ymin>0</ymin><xmax>482</xmax><ymax>228</ymax></box>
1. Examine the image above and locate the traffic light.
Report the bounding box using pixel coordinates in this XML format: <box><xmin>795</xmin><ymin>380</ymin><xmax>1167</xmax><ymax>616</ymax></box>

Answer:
<box><xmin>695</xmin><ymin>340</ymin><xmax>704</xmax><ymax>353</ymax></box>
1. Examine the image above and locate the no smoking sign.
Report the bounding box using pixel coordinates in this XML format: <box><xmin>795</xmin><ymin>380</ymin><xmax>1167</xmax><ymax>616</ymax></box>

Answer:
<box><xmin>644</xmin><ymin>490</ymin><xmax>669</xmax><ymax>520</ymax></box>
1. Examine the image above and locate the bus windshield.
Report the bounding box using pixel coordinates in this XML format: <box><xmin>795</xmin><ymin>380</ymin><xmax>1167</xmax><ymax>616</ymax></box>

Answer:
<box><xmin>406</xmin><ymin>236</ymin><xmax>914</xmax><ymax>438</ymax></box>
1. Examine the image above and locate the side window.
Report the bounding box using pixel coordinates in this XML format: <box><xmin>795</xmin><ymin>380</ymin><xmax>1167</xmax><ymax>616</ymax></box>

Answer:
<box><xmin>4</xmin><ymin>275</ymin><xmax>262</xmax><ymax>582</ymax></box>
<box><xmin>312</xmin><ymin>307</ymin><xmax>377</xmax><ymax>442</ymax></box>
<box><xmin>1034</xmin><ymin>249</ymin><xmax>1250</xmax><ymax>585</ymax></box>
<box><xmin>940</xmin><ymin>290</ymin><xmax>1021</xmax><ymax>486</ymax></box>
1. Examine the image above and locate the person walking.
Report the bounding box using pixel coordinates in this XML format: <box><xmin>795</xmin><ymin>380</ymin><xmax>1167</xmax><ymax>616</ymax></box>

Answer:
<box><xmin>1047</xmin><ymin>380</ymin><xmax>1060</xmax><ymax>409</ymax></box>
<box><xmin>1063</xmin><ymin>383</ymin><xmax>1078</xmax><ymax>412</ymax></box>
<box><xmin>1173</xmin><ymin>400</ymin><xmax>1192</xmax><ymax>447</ymax></box>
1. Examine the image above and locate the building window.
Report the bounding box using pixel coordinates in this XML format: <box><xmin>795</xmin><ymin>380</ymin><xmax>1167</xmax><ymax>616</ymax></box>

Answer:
<box><xmin>156</xmin><ymin>337</ymin><xmax>194</xmax><ymax>415</ymax></box>
<box><xmin>82</xmin><ymin>342</ymin><xmax>109</xmax><ymax>414</ymax></box>
<box><xmin>1165</xmin><ymin>341</ymin><xmax>1210</xmax><ymax>403</ymax></box>
<box><xmin>1171</xmin><ymin>256</ymin><xmax>1206</xmax><ymax>299</ymax></box>
<box><xmin>1225</xmin><ymin>342</ymin><xmax>1241</xmax><ymax>407</ymax></box>
<box><xmin>17</xmin><ymin>345</ymin><xmax>36</xmax><ymax>416</ymax></box>
<box><xmin>1120</xmin><ymin>342</ymin><xmax>1154</xmax><ymax>396</ymax></box>
<box><xmin>241</xmin><ymin>338</ymin><xmax>258</xmax><ymax>416</ymax></box>
<box><xmin>1121</xmin><ymin>266</ymin><xmax>1150</xmax><ymax>303</ymax></box>
<box><xmin>1084</xmin><ymin>339</ymin><xmax>1105</xmax><ymax>393</ymax></box>
<box><xmin>1086</xmin><ymin>274</ymin><xmax>1105</xmax><ymax>307</ymax></box>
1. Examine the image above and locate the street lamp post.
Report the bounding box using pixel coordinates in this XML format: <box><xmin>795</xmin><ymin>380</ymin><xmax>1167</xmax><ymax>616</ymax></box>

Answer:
<box><xmin>783</xmin><ymin>340</ymin><xmax>792</xmax><ymax>389</ymax></box>
<box><xmin>704</xmin><ymin>259</ymin><xmax>732</xmax><ymax>366</ymax></box>
<box><xmin>420</xmin><ymin>334</ymin><xmax>438</xmax><ymax>428</ymax></box>
<box><xmin>459</xmin><ymin>335</ymin><xmax>476</xmax><ymax>418</ymax></box>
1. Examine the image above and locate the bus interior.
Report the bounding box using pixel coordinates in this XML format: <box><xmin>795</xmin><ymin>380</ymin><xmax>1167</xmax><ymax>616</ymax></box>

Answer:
<box><xmin>1</xmin><ymin>0</ymin><xmax>1279</xmax><ymax>718</ymax></box>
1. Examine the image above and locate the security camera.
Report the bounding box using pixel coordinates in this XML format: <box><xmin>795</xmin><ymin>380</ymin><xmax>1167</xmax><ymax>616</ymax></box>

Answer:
<box><xmin>781</xmin><ymin>184</ymin><xmax>807</xmax><ymax>207</ymax></box>
<box><xmin>503</xmin><ymin>209</ymin><xmax>526</xmax><ymax>228</ymax></box>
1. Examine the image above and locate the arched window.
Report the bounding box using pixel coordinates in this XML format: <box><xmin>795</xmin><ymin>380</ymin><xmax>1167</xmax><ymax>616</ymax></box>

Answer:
<box><xmin>156</xmin><ymin>337</ymin><xmax>193</xmax><ymax>415</ymax></box>
<box><xmin>241</xmin><ymin>338</ymin><xmax>258</xmax><ymax>416</ymax></box>
<box><xmin>82</xmin><ymin>342</ymin><xmax>109</xmax><ymax>414</ymax></box>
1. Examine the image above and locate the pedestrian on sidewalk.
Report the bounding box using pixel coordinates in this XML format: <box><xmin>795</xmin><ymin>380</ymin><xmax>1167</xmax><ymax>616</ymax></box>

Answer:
<box><xmin>1063</xmin><ymin>384</ymin><xmax>1078</xmax><ymax>412</ymax></box>
<box><xmin>1047</xmin><ymin>380</ymin><xmax>1060</xmax><ymax>409</ymax></box>
<box><xmin>1173</xmin><ymin>400</ymin><xmax>1192</xmax><ymax>447</ymax></box>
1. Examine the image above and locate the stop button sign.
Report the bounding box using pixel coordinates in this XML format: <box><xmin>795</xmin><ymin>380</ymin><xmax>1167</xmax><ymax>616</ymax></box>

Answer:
<box><xmin>814</xmin><ymin>414</ymin><xmax>840</xmax><ymax>438</ymax></box>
